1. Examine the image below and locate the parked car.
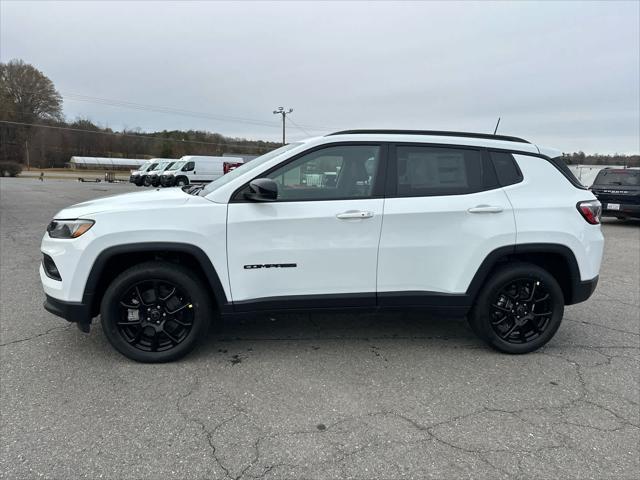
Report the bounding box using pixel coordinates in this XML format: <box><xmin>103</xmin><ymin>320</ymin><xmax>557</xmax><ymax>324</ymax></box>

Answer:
<box><xmin>129</xmin><ymin>160</ymin><xmax>156</xmax><ymax>186</ymax></box>
<box><xmin>41</xmin><ymin>130</ymin><xmax>603</xmax><ymax>362</ymax></box>
<box><xmin>160</xmin><ymin>156</ymin><xmax>244</xmax><ymax>187</ymax></box>
<box><xmin>590</xmin><ymin>167</ymin><xmax>640</xmax><ymax>220</ymax></box>
<box><xmin>145</xmin><ymin>160</ymin><xmax>176</xmax><ymax>187</ymax></box>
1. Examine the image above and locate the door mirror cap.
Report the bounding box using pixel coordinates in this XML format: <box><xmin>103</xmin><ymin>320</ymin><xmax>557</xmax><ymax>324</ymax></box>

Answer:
<box><xmin>245</xmin><ymin>178</ymin><xmax>278</xmax><ymax>202</ymax></box>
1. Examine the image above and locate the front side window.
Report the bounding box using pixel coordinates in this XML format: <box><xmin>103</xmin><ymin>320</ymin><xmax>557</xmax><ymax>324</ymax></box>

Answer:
<box><xmin>395</xmin><ymin>145</ymin><xmax>494</xmax><ymax>196</ymax></box>
<box><xmin>183</xmin><ymin>161</ymin><xmax>195</xmax><ymax>172</ymax></box>
<box><xmin>263</xmin><ymin>145</ymin><xmax>380</xmax><ymax>201</ymax></box>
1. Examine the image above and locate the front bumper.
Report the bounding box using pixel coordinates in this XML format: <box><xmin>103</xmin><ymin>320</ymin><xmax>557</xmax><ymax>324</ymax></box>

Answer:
<box><xmin>160</xmin><ymin>176</ymin><xmax>175</xmax><ymax>187</ymax></box>
<box><xmin>44</xmin><ymin>294</ymin><xmax>93</xmax><ymax>332</ymax></box>
<box><xmin>601</xmin><ymin>203</ymin><xmax>640</xmax><ymax>219</ymax></box>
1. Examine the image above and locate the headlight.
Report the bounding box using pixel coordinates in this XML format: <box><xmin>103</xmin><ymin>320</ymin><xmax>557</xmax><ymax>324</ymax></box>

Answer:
<box><xmin>47</xmin><ymin>219</ymin><xmax>95</xmax><ymax>239</ymax></box>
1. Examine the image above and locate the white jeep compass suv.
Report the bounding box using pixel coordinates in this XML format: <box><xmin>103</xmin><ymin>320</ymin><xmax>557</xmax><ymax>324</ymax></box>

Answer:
<box><xmin>40</xmin><ymin>130</ymin><xmax>604</xmax><ymax>362</ymax></box>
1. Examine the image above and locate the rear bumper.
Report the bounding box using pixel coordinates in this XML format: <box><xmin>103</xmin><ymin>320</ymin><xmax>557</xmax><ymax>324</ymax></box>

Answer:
<box><xmin>601</xmin><ymin>203</ymin><xmax>640</xmax><ymax>218</ymax></box>
<box><xmin>568</xmin><ymin>276</ymin><xmax>599</xmax><ymax>305</ymax></box>
<box><xmin>44</xmin><ymin>295</ymin><xmax>93</xmax><ymax>332</ymax></box>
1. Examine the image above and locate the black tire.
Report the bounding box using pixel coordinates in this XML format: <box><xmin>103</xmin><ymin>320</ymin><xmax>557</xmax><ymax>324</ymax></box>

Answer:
<box><xmin>468</xmin><ymin>262</ymin><xmax>564</xmax><ymax>354</ymax></box>
<box><xmin>143</xmin><ymin>176</ymin><xmax>152</xmax><ymax>186</ymax></box>
<box><xmin>100</xmin><ymin>261</ymin><xmax>212</xmax><ymax>362</ymax></box>
<box><xmin>175</xmin><ymin>177</ymin><xmax>188</xmax><ymax>187</ymax></box>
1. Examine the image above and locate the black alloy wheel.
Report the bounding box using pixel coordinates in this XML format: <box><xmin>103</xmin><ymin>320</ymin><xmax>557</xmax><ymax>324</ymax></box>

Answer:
<box><xmin>489</xmin><ymin>278</ymin><xmax>553</xmax><ymax>344</ymax></box>
<box><xmin>101</xmin><ymin>262</ymin><xmax>211</xmax><ymax>362</ymax></box>
<box><xmin>117</xmin><ymin>280</ymin><xmax>194</xmax><ymax>352</ymax></box>
<box><xmin>469</xmin><ymin>262</ymin><xmax>564</xmax><ymax>354</ymax></box>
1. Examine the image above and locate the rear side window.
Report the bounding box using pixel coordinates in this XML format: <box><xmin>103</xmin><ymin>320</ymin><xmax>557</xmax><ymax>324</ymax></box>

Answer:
<box><xmin>394</xmin><ymin>145</ymin><xmax>496</xmax><ymax>197</ymax></box>
<box><xmin>490</xmin><ymin>151</ymin><xmax>523</xmax><ymax>186</ymax></box>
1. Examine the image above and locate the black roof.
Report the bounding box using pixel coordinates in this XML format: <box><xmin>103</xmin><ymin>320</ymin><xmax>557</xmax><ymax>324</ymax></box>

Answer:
<box><xmin>326</xmin><ymin>129</ymin><xmax>530</xmax><ymax>144</ymax></box>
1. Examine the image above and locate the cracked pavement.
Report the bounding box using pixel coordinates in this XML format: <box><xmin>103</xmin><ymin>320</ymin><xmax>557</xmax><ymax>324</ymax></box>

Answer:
<box><xmin>1</xmin><ymin>178</ymin><xmax>639</xmax><ymax>479</ymax></box>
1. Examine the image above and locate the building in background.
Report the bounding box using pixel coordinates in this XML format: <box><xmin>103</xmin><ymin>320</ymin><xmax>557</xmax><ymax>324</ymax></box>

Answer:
<box><xmin>69</xmin><ymin>157</ymin><xmax>148</xmax><ymax>170</ymax></box>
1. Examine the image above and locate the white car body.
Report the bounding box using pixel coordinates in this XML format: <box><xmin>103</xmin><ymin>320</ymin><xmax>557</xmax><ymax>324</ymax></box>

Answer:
<box><xmin>40</xmin><ymin>130</ymin><xmax>604</xmax><ymax>358</ymax></box>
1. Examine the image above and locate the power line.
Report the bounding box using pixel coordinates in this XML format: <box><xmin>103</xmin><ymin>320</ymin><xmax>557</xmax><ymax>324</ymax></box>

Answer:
<box><xmin>61</xmin><ymin>91</ymin><xmax>337</xmax><ymax>132</ymax></box>
<box><xmin>287</xmin><ymin>116</ymin><xmax>314</xmax><ymax>137</ymax></box>
<box><xmin>0</xmin><ymin>120</ymin><xmax>279</xmax><ymax>151</ymax></box>
<box><xmin>7</xmin><ymin>88</ymin><xmax>341</xmax><ymax>133</ymax></box>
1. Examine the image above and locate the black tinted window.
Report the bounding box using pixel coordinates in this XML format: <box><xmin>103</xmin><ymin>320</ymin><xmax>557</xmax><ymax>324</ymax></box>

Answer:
<box><xmin>593</xmin><ymin>169</ymin><xmax>640</xmax><ymax>186</ymax></box>
<box><xmin>395</xmin><ymin>146</ymin><xmax>494</xmax><ymax>196</ymax></box>
<box><xmin>490</xmin><ymin>151</ymin><xmax>522</xmax><ymax>186</ymax></box>
<box><xmin>183</xmin><ymin>162</ymin><xmax>195</xmax><ymax>171</ymax></box>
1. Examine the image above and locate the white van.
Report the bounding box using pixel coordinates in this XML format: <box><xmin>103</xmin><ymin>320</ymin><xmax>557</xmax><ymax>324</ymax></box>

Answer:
<box><xmin>160</xmin><ymin>156</ymin><xmax>244</xmax><ymax>187</ymax></box>
<box><xmin>129</xmin><ymin>158</ymin><xmax>175</xmax><ymax>186</ymax></box>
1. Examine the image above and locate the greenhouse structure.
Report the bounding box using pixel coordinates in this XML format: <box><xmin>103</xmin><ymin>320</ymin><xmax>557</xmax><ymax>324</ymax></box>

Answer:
<box><xmin>69</xmin><ymin>157</ymin><xmax>148</xmax><ymax>170</ymax></box>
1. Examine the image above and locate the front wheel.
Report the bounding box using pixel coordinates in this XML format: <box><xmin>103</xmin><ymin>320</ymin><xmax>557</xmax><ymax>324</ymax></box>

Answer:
<box><xmin>175</xmin><ymin>177</ymin><xmax>189</xmax><ymax>187</ymax></box>
<box><xmin>100</xmin><ymin>261</ymin><xmax>212</xmax><ymax>362</ymax></box>
<box><xmin>468</xmin><ymin>262</ymin><xmax>564</xmax><ymax>354</ymax></box>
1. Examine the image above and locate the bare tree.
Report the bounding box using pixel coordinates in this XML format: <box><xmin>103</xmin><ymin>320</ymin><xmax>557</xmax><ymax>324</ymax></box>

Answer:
<box><xmin>0</xmin><ymin>59</ymin><xmax>63</xmax><ymax>122</ymax></box>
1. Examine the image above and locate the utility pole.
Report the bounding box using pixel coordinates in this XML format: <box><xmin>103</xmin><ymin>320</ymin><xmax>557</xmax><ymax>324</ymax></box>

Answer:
<box><xmin>24</xmin><ymin>140</ymin><xmax>30</xmax><ymax>170</ymax></box>
<box><xmin>273</xmin><ymin>107</ymin><xmax>293</xmax><ymax>145</ymax></box>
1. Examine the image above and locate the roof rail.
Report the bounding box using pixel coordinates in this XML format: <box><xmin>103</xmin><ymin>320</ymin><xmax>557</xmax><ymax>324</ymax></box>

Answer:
<box><xmin>326</xmin><ymin>129</ymin><xmax>530</xmax><ymax>144</ymax></box>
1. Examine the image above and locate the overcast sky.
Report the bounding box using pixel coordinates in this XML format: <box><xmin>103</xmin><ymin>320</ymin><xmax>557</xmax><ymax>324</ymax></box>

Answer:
<box><xmin>1</xmin><ymin>1</ymin><xmax>638</xmax><ymax>153</ymax></box>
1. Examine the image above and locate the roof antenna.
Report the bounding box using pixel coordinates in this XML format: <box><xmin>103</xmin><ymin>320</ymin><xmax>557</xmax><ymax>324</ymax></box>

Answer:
<box><xmin>493</xmin><ymin>117</ymin><xmax>501</xmax><ymax>135</ymax></box>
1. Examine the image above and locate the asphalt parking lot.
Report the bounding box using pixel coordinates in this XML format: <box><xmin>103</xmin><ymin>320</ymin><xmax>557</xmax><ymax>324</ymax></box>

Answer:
<box><xmin>1</xmin><ymin>178</ymin><xmax>638</xmax><ymax>480</ymax></box>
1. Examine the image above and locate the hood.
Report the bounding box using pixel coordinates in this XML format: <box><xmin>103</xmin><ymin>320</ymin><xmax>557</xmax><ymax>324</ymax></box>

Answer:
<box><xmin>54</xmin><ymin>188</ymin><xmax>191</xmax><ymax>218</ymax></box>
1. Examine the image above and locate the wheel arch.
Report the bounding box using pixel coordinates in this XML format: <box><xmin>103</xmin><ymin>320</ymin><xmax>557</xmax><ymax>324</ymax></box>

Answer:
<box><xmin>83</xmin><ymin>242</ymin><xmax>229</xmax><ymax>317</ymax></box>
<box><xmin>467</xmin><ymin>243</ymin><xmax>584</xmax><ymax>305</ymax></box>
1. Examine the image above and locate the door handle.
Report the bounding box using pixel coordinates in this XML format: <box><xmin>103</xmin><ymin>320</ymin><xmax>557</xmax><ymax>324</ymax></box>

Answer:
<box><xmin>336</xmin><ymin>211</ymin><xmax>374</xmax><ymax>219</ymax></box>
<box><xmin>467</xmin><ymin>205</ymin><xmax>503</xmax><ymax>214</ymax></box>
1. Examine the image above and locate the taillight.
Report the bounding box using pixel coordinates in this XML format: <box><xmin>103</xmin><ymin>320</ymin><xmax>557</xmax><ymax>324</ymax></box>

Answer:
<box><xmin>577</xmin><ymin>200</ymin><xmax>601</xmax><ymax>225</ymax></box>
<box><xmin>223</xmin><ymin>161</ymin><xmax>243</xmax><ymax>174</ymax></box>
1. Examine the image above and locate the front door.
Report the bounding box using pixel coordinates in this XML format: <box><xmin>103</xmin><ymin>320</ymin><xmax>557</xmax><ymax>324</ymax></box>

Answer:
<box><xmin>227</xmin><ymin>143</ymin><xmax>385</xmax><ymax>310</ymax></box>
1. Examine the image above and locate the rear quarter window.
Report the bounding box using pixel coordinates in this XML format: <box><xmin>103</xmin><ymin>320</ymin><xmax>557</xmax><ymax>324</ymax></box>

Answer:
<box><xmin>489</xmin><ymin>151</ymin><xmax>523</xmax><ymax>186</ymax></box>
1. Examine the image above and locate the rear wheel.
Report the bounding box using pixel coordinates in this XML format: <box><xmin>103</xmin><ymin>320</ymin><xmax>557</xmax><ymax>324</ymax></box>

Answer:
<box><xmin>100</xmin><ymin>261</ymin><xmax>212</xmax><ymax>362</ymax></box>
<box><xmin>469</xmin><ymin>262</ymin><xmax>564</xmax><ymax>354</ymax></box>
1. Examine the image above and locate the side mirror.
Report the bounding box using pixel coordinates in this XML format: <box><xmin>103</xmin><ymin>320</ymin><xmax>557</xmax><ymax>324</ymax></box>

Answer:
<box><xmin>245</xmin><ymin>178</ymin><xmax>278</xmax><ymax>202</ymax></box>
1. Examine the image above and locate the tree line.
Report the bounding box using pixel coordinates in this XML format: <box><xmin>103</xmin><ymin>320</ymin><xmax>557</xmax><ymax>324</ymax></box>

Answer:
<box><xmin>0</xmin><ymin>59</ymin><xmax>280</xmax><ymax>169</ymax></box>
<box><xmin>561</xmin><ymin>151</ymin><xmax>639</xmax><ymax>167</ymax></box>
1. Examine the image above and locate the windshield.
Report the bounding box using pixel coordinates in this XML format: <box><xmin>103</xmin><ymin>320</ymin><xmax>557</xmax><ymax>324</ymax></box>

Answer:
<box><xmin>138</xmin><ymin>162</ymin><xmax>153</xmax><ymax>172</ymax></box>
<box><xmin>199</xmin><ymin>143</ymin><xmax>303</xmax><ymax>196</ymax></box>
<box><xmin>166</xmin><ymin>160</ymin><xmax>186</xmax><ymax>172</ymax></box>
<box><xmin>146</xmin><ymin>163</ymin><xmax>159</xmax><ymax>171</ymax></box>
<box><xmin>593</xmin><ymin>169</ymin><xmax>640</xmax><ymax>186</ymax></box>
<box><xmin>155</xmin><ymin>161</ymin><xmax>173</xmax><ymax>171</ymax></box>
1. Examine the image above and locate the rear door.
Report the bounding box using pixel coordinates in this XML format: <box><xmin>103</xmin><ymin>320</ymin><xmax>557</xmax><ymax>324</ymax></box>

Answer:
<box><xmin>376</xmin><ymin>144</ymin><xmax>516</xmax><ymax>305</ymax></box>
<box><xmin>226</xmin><ymin>143</ymin><xmax>386</xmax><ymax>309</ymax></box>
